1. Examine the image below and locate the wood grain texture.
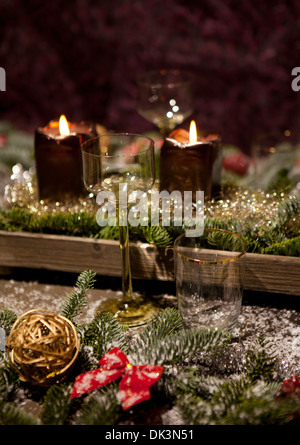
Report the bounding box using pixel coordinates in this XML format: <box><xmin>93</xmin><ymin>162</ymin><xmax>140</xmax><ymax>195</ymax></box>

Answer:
<box><xmin>0</xmin><ymin>230</ymin><xmax>299</xmax><ymax>295</ymax></box>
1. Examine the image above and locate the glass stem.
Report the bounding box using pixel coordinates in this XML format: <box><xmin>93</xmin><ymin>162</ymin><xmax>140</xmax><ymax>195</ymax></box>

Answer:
<box><xmin>118</xmin><ymin>204</ymin><xmax>133</xmax><ymax>305</ymax></box>
<box><xmin>159</xmin><ymin>127</ymin><xmax>170</xmax><ymax>138</ymax></box>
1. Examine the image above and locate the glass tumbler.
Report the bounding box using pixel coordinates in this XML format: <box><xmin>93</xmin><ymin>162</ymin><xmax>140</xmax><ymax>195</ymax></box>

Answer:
<box><xmin>174</xmin><ymin>229</ymin><xmax>247</xmax><ymax>331</ymax></box>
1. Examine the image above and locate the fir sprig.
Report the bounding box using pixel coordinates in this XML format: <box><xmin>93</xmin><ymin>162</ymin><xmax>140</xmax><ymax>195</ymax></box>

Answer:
<box><xmin>131</xmin><ymin>327</ymin><xmax>229</xmax><ymax>366</ymax></box>
<box><xmin>0</xmin><ymin>402</ymin><xmax>39</xmax><ymax>425</ymax></box>
<box><xmin>82</xmin><ymin>312</ymin><xmax>129</xmax><ymax>360</ymax></box>
<box><xmin>0</xmin><ymin>310</ymin><xmax>18</xmax><ymax>333</ymax></box>
<box><xmin>41</xmin><ymin>383</ymin><xmax>73</xmax><ymax>425</ymax></box>
<box><xmin>262</xmin><ymin>236</ymin><xmax>300</xmax><ymax>256</ymax></box>
<box><xmin>133</xmin><ymin>307</ymin><xmax>183</xmax><ymax>352</ymax></box>
<box><xmin>59</xmin><ymin>270</ymin><xmax>97</xmax><ymax>324</ymax></box>
<box><xmin>0</xmin><ymin>353</ymin><xmax>19</xmax><ymax>403</ymax></box>
<box><xmin>177</xmin><ymin>377</ymin><xmax>300</xmax><ymax>425</ymax></box>
<box><xmin>141</xmin><ymin>225</ymin><xmax>174</xmax><ymax>247</ymax></box>
<box><xmin>156</xmin><ymin>368</ymin><xmax>223</xmax><ymax>401</ymax></box>
<box><xmin>75</xmin><ymin>384</ymin><xmax>121</xmax><ymax>425</ymax></box>
<box><xmin>244</xmin><ymin>336</ymin><xmax>277</xmax><ymax>383</ymax></box>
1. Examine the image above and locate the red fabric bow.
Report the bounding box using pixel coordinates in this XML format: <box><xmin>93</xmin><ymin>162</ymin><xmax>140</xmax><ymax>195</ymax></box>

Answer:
<box><xmin>70</xmin><ymin>347</ymin><xmax>164</xmax><ymax>411</ymax></box>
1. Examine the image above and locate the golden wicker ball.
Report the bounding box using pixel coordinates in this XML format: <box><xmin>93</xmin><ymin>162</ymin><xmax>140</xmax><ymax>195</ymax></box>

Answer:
<box><xmin>5</xmin><ymin>309</ymin><xmax>80</xmax><ymax>386</ymax></box>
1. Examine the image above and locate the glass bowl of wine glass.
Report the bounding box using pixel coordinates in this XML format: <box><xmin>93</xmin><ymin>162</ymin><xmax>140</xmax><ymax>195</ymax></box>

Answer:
<box><xmin>137</xmin><ymin>69</ymin><xmax>194</xmax><ymax>137</ymax></box>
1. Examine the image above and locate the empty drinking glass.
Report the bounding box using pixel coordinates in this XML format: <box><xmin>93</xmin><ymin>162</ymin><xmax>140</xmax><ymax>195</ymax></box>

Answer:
<box><xmin>174</xmin><ymin>229</ymin><xmax>247</xmax><ymax>331</ymax></box>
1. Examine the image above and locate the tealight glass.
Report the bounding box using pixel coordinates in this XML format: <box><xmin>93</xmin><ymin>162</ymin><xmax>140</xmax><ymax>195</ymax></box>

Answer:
<box><xmin>174</xmin><ymin>229</ymin><xmax>247</xmax><ymax>331</ymax></box>
<box><xmin>251</xmin><ymin>130</ymin><xmax>300</xmax><ymax>190</ymax></box>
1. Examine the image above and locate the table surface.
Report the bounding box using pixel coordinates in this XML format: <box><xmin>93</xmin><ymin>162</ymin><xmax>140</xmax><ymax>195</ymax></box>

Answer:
<box><xmin>0</xmin><ymin>267</ymin><xmax>299</xmax><ymax>425</ymax></box>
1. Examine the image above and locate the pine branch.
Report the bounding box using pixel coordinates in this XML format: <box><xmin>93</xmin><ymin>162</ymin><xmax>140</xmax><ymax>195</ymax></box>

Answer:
<box><xmin>0</xmin><ymin>207</ymin><xmax>101</xmax><ymax>238</ymax></box>
<box><xmin>244</xmin><ymin>336</ymin><xmax>277</xmax><ymax>383</ymax></box>
<box><xmin>212</xmin><ymin>379</ymin><xmax>296</xmax><ymax>425</ymax></box>
<box><xmin>157</xmin><ymin>367</ymin><xmax>223</xmax><ymax>401</ymax></box>
<box><xmin>82</xmin><ymin>312</ymin><xmax>129</xmax><ymax>361</ymax></box>
<box><xmin>0</xmin><ymin>402</ymin><xmax>39</xmax><ymax>425</ymax></box>
<box><xmin>262</xmin><ymin>236</ymin><xmax>300</xmax><ymax>256</ymax></box>
<box><xmin>75</xmin><ymin>345</ymin><xmax>99</xmax><ymax>374</ymax></box>
<box><xmin>98</xmin><ymin>224</ymin><xmax>119</xmax><ymax>240</ymax></box>
<box><xmin>277</xmin><ymin>196</ymin><xmax>300</xmax><ymax>227</ymax></box>
<box><xmin>0</xmin><ymin>354</ymin><xmax>19</xmax><ymax>403</ymax></box>
<box><xmin>132</xmin><ymin>308</ymin><xmax>184</xmax><ymax>352</ymax></box>
<box><xmin>75</xmin><ymin>384</ymin><xmax>121</xmax><ymax>425</ymax></box>
<box><xmin>41</xmin><ymin>383</ymin><xmax>73</xmax><ymax>425</ymax></box>
<box><xmin>141</xmin><ymin>225</ymin><xmax>174</xmax><ymax>247</ymax></box>
<box><xmin>177</xmin><ymin>377</ymin><xmax>300</xmax><ymax>425</ymax></box>
<box><xmin>131</xmin><ymin>327</ymin><xmax>229</xmax><ymax>366</ymax></box>
<box><xmin>59</xmin><ymin>270</ymin><xmax>96</xmax><ymax>323</ymax></box>
<box><xmin>0</xmin><ymin>310</ymin><xmax>18</xmax><ymax>333</ymax></box>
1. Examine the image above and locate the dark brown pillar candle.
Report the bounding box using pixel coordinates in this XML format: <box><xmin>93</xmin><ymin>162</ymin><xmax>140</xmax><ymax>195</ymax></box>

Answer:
<box><xmin>159</xmin><ymin>123</ymin><xmax>222</xmax><ymax>202</ymax></box>
<box><xmin>34</xmin><ymin>116</ymin><xmax>96</xmax><ymax>202</ymax></box>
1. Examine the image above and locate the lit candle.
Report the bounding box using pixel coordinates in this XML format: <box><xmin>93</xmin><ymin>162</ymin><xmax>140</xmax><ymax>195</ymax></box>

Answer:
<box><xmin>34</xmin><ymin>115</ymin><xmax>96</xmax><ymax>202</ymax></box>
<box><xmin>159</xmin><ymin>121</ymin><xmax>222</xmax><ymax>201</ymax></box>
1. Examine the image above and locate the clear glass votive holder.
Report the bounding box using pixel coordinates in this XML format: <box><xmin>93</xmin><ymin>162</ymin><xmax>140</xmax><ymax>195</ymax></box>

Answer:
<box><xmin>251</xmin><ymin>130</ymin><xmax>300</xmax><ymax>190</ymax></box>
<box><xmin>173</xmin><ymin>229</ymin><xmax>247</xmax><ymax>331</ymax></box>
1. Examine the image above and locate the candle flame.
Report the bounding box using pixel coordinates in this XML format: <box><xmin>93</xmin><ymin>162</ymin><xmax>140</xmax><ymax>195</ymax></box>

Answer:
<box><xmin>59</xmin><ymin>115</ymin><xmax>70</xmax><ymax>136</ymax></box>
<box><xmin>189</xmin><ymin>120</ymin><xmax>197</xmax><ymax>143</ymax></box>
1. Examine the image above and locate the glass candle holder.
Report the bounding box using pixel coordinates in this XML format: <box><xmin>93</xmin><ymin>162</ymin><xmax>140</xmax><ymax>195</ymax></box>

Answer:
<box><xmin>174</xmin><ymin>229</ymin><xmax>247</xmax><ymax>331</ymax></box>
<box><xmin>251</xmin><ymin>130</ymin><xmax>300</xmax><ymax>191</ymax></box>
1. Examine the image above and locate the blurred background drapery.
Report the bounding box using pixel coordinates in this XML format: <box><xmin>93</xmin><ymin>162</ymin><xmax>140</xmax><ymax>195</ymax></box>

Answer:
<box><xmin>0</xmin><ymin>0</ymin><xmax>300</xmax><ymax>152</ymax></box>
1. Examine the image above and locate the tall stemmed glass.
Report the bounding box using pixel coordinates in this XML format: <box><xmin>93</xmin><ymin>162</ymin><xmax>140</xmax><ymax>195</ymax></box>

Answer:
<box><xmin>81</xmin><ymin>133</ymin><xmax>159</xmax><ymax>326</ymax></box>
<box><xmin>137</xmin><ymin>69</ymin><xmax>194</xmax><ymax>137</ymax></box>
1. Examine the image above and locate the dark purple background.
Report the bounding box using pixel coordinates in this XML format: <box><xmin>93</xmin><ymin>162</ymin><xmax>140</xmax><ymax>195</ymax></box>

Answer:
<box><xmin>1</xmin><ymin>0</ymin><xmax>300</xmax><ymax>152</ymax></box>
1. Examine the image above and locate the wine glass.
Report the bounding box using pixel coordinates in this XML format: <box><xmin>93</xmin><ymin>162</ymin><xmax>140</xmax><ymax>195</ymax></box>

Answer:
<box><xmin>137</xmin><ymin>69</ymin><xmax>194</xmax><ymax>137</ymax></box>
<box><xmin>81</xmin><ymin>133</ymin><xmax>159</xmax><ymax>326</ymax></box>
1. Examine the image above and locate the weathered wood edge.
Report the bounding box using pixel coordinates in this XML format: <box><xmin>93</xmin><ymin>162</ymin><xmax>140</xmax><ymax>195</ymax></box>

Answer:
<box><xmin>0</xmin><ymin>230</ymin><xmax>299</xmax><ymax>295</ymax></box>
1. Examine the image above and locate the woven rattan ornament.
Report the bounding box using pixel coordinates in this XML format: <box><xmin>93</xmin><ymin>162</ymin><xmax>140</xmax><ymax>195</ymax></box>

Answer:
<box><xmin>5</xmin><ymin>308</ymin><xmax>80</xmax><ymax>386</ymax></box>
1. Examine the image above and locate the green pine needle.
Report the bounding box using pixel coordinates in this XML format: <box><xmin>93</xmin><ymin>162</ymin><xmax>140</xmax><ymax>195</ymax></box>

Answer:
<box><xmin>131</xmin><ymin>327</ymin><xmax>229</xmax><ymax>366</ymax></box>
<box><xmin>0</xmin><ymin>310</ymin><xmax>18</xmax><ymax>333</ymax></box>
<box><xmin>133</xmin><ymin>307</ymin><xmax>184</xmax><ymax>351</ymax></box>
<box><xmin>75</xmin><ymin>384</ymin><xmax>121</xmax><ymax>425</ymax></box>
<box><xmin>142</xmin><ymin>225</ymin><xmax>174</xmax><ymax>247</ymax></box>
<box><xmin>0</xmin><ymin>359</ymin><xmax>19</xmax><ymax>403</ymax></box>
<box><xmin>0</xmin><ymin>402</ymin><xmax>39</xmax><ymax>425</ymax></box>
<box><xmin>177</xmin><ymin>377</ymin><xmax>300</xmax><ymax>425</ymax></box>
<box><xmin>60</xmin><ymin>270</ymin><xmax>96</xmax><ymax>323</ymax></box>
<box><xmin>244</xmin><ymin>336</ymin><xmax>277</xmax><ymax>383</ymax></box>
<box><xmin>262</xmin><ymin>236</ymin><xmax>300</xmax><ymax>256</ymax></box>
<box><xmin>41</xmin><ymin>383</ymin><xmax>73</xmax><ymax>425</ymax></box>
<box><xmin>82</xmin><ymin>312</ymin><xmax>129</xmax><ymax>360</ymax></box>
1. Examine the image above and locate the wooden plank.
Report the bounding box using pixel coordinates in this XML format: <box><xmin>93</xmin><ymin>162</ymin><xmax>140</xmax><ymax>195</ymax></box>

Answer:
<box><xmin>0</xmin><ymin>230</ymin><xmax>122</xmax><ymax>275</ymax></box>
<box><xmin>0</xmin><ymin>230</ymin><xmax>299</xmax><ymax>295</ymax></box>
<box><xmin>242</xmin><ymin>252</ymin><xmax>300</xmax><ymax>295</ymax></box>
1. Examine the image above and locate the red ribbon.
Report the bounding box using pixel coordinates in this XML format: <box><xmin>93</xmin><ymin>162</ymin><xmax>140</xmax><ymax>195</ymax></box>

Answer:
<box><xmin>70</xmin><ymin>347</ymin><xmax>164</xmax><ymax>411</ymax></box>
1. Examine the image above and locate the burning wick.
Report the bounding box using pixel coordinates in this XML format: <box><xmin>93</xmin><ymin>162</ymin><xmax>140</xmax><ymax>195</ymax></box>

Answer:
<box><xmin>189</xmin><ymin>120</ymin><xmax>197</xmax><ymax>143</ymax></box>
<box><xmin>59</xmin><ymin>115</ymin><xmax>70</xmax><ymax>136</ymax></box>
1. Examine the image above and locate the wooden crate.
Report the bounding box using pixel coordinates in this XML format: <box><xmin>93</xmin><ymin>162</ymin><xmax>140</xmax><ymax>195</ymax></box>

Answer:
<box><xmin>0</xmin><ymin>230</ymin><xmax>299</xmax><ymax>295</ymax></box>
